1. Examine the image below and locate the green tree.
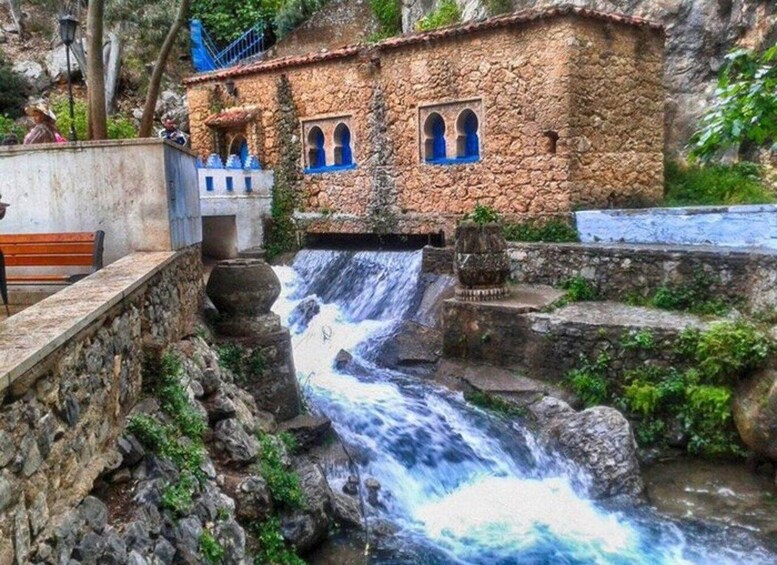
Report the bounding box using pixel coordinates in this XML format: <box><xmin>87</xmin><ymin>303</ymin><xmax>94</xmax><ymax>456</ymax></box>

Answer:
<box><xmin>690</xmin><ymin>45</ymin><xmax>777</xmax><ymax>161</ymax></box>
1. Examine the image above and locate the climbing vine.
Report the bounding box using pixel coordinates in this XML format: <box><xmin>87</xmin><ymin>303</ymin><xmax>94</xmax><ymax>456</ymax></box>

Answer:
<box><xmin>367</xmin><ymin>85</ymin><xmax>399</xmax><ymax>235</ymax></box>
<box><xmin>265</xmin><ymin>74</ymin><xmax>303</xmax><ymax>260</ymax></box>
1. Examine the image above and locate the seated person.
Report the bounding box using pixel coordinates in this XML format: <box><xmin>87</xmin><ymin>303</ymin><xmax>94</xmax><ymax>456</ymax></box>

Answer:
<box><xmin>158</xmin><ymin>117</ymin><xmax>188</xmax><ymax>146</ymax></box>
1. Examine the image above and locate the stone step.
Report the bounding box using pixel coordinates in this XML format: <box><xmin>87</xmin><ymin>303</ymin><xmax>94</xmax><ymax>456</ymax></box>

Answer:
<box><xmin>443</xmin><ymin>296</ymin><xmax>709</xmax><ymax>384</ymax></box>
<box><xmin>237</xmin><ymin>246</ymin><xmax>266</xmax><ymax>260</ymax></box>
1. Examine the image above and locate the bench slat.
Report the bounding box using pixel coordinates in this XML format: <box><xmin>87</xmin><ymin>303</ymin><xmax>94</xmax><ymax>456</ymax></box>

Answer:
<box><xmin>7</xmin><ymin>275</ymin><xmax>71</xmax><ymax>284</ymax></box>
<box><xmin>0</xmin><ymin>242</ymin><xmax>96</xmax><ymax>256</ymax></box>
<box><xmin>0</xmin><ymin>233</ymin><xmax>97</xmax><ymax>244</ymax></box>
<box><xmin>5</xmin><ymin>254</ymin><xmax>94</xmax><ymax>267</ymax></box>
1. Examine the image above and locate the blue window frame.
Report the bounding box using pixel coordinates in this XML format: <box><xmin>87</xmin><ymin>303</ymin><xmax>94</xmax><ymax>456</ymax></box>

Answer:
<box><xmin>334</xmin><ymin>123</ymin><xmax>353</xmax><ymax>167</ymax></box>
<box><xmin>304</xmin><ymin>121</ymin><xmax>357</xmax><ymax>174</ymax></box>
<box><xmin>424</xmin><ymin>113</ymin><xmax>447</xmax><ymax>163</ymax></box>
<box><xmin>457</xmin><ymin>109</ymin><xmax>480</xmax><ymax>160</ymax></box>
<box><xmin>306</xmin><ymin>126</ymin><xmax>326</xmax><ymax>171</ymax></box>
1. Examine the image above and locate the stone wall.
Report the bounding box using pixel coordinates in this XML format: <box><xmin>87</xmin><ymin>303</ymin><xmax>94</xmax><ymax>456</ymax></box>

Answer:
<box><xmin>508</xmin><ymin>242</ymin><xmax>777</xmax><ymax>312</ymax></box>
<box><xmin>185</xmin><ymin>10</ymin><xmax>664</xmax><ymax>239</ymax></box>
<box><xmin>0</xmin><ymin>247</ymin><xmax>202</xmax><ymax>564</ymax></box>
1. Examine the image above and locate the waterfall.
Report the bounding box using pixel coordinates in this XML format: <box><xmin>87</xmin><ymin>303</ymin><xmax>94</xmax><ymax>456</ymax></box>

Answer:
<box><xmin>273</xmin><ymin>249</ymin><xmax>775</xmax><ymax>564</ymax></box>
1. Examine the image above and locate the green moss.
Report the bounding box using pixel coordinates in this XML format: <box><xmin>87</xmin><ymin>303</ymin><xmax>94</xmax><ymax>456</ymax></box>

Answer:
<box><xmin>415</xmin><ymin>0</ymin><xmax>461</xmax><ymax>31</ymax></box>
<box><xmin>502</xmin><ymin>218</ymin><xmax>579</xmax><ymax>243</ymax></box>
<box><xmin>217</xmin><ymin>343</ymin><xmax>267</xmax><ymax>383</ymax></box>
<box><xmin>664</xmin><ymin>160</ymin><xmax>774</xmax><ymax>206</ymax></box>
<box><xmin>370</xmin><ymin>0</ymin><xmax>401</xmax><ymax>37</ymax></box>
<box><xmin>465</xmin><ymin>391</ymin><xmax>524</xmax><ymax>417</ymax></box>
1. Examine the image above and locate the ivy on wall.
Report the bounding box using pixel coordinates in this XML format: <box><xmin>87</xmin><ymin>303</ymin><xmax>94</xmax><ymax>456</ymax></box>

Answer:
<box><xmin>265</xmin><ymin>74</ymin><xmax>303</xmax><ymax>259</ymax></box>
<box><xmin>367</xmin><ymin>84</ymin><xmax>399</xmax><ymax>235</ymax></box>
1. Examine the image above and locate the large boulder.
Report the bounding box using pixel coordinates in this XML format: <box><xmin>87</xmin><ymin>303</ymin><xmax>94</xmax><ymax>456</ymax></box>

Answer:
<box><xmin>373</xmin><ymin>320</ymin><xmax>441</xmax><ymax>374</ymax></box>
<box><xmin>529</xmin><ymin>398</ymin><xmax>644</xmax><ymax>501</ymax></box>
<box><xmin>280</xmin><ymin>463</ymin><xmax>334</xmax><ymax>553</ymax></box>
<box><xmin>733</xmin><ymin>369</ymin><xmax>777</xmax><ymax>460</ymax></box>
<box><xmin>12</xmin><ymin>60</ymin><xmax>47</xmax><ymax>91</ymax></box>
<box><xmin>45</xmin><ymin>45</ymin><xmax>80</xmax><ymax>83</ymax></box>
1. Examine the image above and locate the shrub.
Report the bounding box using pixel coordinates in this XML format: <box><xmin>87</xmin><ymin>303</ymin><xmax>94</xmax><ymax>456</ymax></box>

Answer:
<box><xmin>689</xmin><ymin>46</ymin><xmax>777</xmax><ymax>161</ymax></box>
<box><xmin>253</xmin><ymin>518</ymin><xmax>305</xmax><ymax>565</ymax></box>
<box><xmin>191</xmin><ymin>0</ymin><xmax>277</xmax><ymax>44</ymax></box>
<box><xmin>620</xmin><ymin>329</ymin><xmax>655</xmax><ymax>351</ymax></box>
<box><xmin>664</xmin><ymin>160</ymin><xmax>774</xmax><ymax>206</ymax></box>
<box><xmin>199</xmin><ymin>530</ymin><xmax>225</xmax><ymax>564</ymax></box>
<box><xmin>258</xmin><ymin>434</ymin><xmax>305</xmax><ymax>509</ymax></box>
<box><xmin>275</xmin><ymin>0</ymin><xmax>327</xmax><ymax>39</ymax></box>
<box><xmin>415</xmin><ymin>0</ymin><xmax>461</xmax><ymax>31</ymax></box>
<box><xmin>217</xmin><ymin>344</ymin><xmax>266</xmax><ymax>382</ymax></box>
<box><xmin>565</xmin><ymin>353</ymin><xmax>610</xmax><ymax>407</ymax></box>
<box><xmin>0</xmin><ymin>114</ymin><xmax>26</xmax><ymax>141</ymax></box>
<box><xmin>683</xmin><ymin>385</ymin><xmax>743</xmax><ymax>458</ymax></box>
<box><xmin>502</xmin><ymin>218</ymin><xmax>579</xmax><ymax>243</ymax></box>
<box><xmin>560</xmin><ymin>276</ymin><xmax>597</xmax><ymax>302</ymax></box>
<box><xmin>50</xmin><ymin>97</ymin><xmax>138</xmax><ymax>141</ymax></box>
<box><xmin>0</xmin><ymin>56</ymin><xmax>29</xmax><ymax>118</ymax></box>
<box><xmin>370</xmin><ymin>0</ymin><xmax>402</xmax><ymax>38</ymax></box>
<box><xmin>464</xmin><ymin>203</ymin><xmax>499</xmax><ymax>225</ymax></box>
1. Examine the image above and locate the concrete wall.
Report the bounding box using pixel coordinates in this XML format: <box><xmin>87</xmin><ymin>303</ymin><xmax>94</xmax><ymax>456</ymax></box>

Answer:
<box><xmin>0</xmin><ymin>139</ymin><xmax>202</xmax><ymax>265</ymax></box>
<box><xmin>575</xmin><ymin>205</ymin><xmax>777</xmax><ymax>249</ymax></box>
<box><xmin>0</xmin><ymin>246</ymin><xmax>202</xmax><ymax>563</ymax></box>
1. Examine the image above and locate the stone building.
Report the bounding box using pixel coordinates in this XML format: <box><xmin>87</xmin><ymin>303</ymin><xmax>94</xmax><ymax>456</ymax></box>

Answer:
<box><xmin>184</xmin><ymin>6</ymin><xmax>665</xmax><ymax>242</ymax></box>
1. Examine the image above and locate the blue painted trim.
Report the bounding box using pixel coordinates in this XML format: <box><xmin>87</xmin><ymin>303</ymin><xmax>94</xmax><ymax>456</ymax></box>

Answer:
<box><xmin>425</xmin><ymin>156</ymin><xmax>481</xmax><ymax>165</ymax></box>
<box><xmin>226</xmin><ymin>177</ymin><xmax>234</xmax><ymax>192</ymax></box>
<box><xmin>245</xmin><ymin>177</ymin><xmax>252</xmax><ymax>193</ymax></box>
<box><xmin>304</xmin><ymin>164</ymin><xmax>358</xmax><ymax>174</ymax></box>
<box><xmin>205</xmin><ymin>176</ymin><xmax>214</xmax><ymax>192</ymax></box>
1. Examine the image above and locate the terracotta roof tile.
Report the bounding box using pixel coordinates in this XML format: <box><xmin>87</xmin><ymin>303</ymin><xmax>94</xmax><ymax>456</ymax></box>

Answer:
<box><xmin>183</xmin><ymin>6</ymin><xmax>663</xmax><ymax>86</ymax></box>
<box><xmin>204</xmin><ymin>106</ymin><xmax>261</xmax><ymax>127</ymax></box>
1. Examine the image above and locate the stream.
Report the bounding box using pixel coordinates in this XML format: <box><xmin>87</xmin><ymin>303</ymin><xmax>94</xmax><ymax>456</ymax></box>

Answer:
<box><xmin>272</xmin><ymin>248</ymin><xmax>776</xmax><ymax>564</ymax></box>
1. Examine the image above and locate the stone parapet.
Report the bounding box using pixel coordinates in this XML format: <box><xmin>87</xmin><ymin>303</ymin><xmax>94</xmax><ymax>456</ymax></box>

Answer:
<box><xmin>0</xmin><ymin>246</ymin><xmax>202</xmax><ymax>562</ymax></box>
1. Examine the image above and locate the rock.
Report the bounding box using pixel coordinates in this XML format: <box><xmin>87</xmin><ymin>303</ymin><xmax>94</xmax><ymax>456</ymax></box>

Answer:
<box><xmin>153</xmin><ymin>537</ymin><xmax>176</xmax><ymax>564</ymax></box>
<box><xmin>79</xmin><ymin>496</ymin><xmax>108</xmax><ymax>533</ymax></box>
<box><xmin>289</xmin><ymin>296</ymin><xmax>321</xmax><ymax>332</ymax></box>
<box><xmin>733</xmin><ymin>369</ymin><xmax>777</xmax><ymax>460</ymax></box>
<box><xmin>102</xmin><ymin>528</ymin><xmax>127</xmax><ymax>563</ymax></box>
<box><xmin>280</xmin><ymin>463</ymin><xmax>334</xmax><ymax>553</ymax></box>
<box><xmin>13</xmin><ymin>502</ymin><xmax>31</xmax><ymax>564</ymax></box>
<box><xmin>173</xmin><ymin>517</ymin><xmax>202</xmax><ymax>564</ymax></box>
<box><xmin>123</xmin><ymin>520</ymin><xmax>152</xmax><ymax>554</ymax></box>
<box><xmin>373</xmin><ymin>320</ymin><xmax>441</xmax><ymax>372</ymax></box>
<box><xmin>364</xmin><ymin>478</ymin><xmax>381</xmax><ymax>507</ymax></box>
<box><xmin>213</xmin><ymin>418</ymin><xmax>260</xmax><ymax>464</ymax></box>
<box><xmin>0</xmin><ymin>473</ymin><xmax>15</xmax><ymax>512</ymax></box>
<box><xmin>199</xmin><ymin>367</ymin><xmax>222</xmax><ymax>397</ymax></box>
<box><xmin>73</xmin><ymin>531</ymin><xmax>105</xmax><ymax>563</ymax></box>
<box><xmin>334</xmin><ymin>349</ymin><xmax>353</xmax><ymax>370</ymax></box>
<box><xmin>0</xmin><ymin>430</ymin><xmax>15</xmax><ymax>467</ymax></box>
<box><xmin>154</xmin><ymin>89</ymin><xmax>189</xmax><ymax>131</ymax></box>
<box><xmin>45</xmin><ymin>45</ymin><xmax>80</xmax><ymax>83</ymax></box>
<box><xmin>332</xmin><ymin>493</ymin><xmax>363</xmax><ymax>529</ymax></box>
<box><xmin>342</xmin><ymin>475</ymin><xmax>359</xmax><ymax>496</ymax></box>
<box><xmin>542</xmin><ymin>404</ymin><xmax>644</xmax><ymax>501</ymax></box>
<box><xmin>12</xmin><ymin>60</ymin><xmax>48</xmax><ymax>91</ymax></box>
<box><xmin>205</xmin><ymin>393</ymin><xmax>237</xmax><ymax>424</ymax></box>
<box><xmin>127</xmin><ymin>550</ymin><xmax>150</xmax><ymax>565</ymax></box>
<box><xmin>235</xmin><ymin>475</ymin><xmax>273</xmax><ymax>521</ymax></box>
<box><xmin>277</xmin><ymin>414</ymin><xmax>332</xmax><ymax>451</ymax></box>
<box><xmin>215</xmin><ymin>518</ymin><xmax>246</xmax><ymax>563</ymax></box>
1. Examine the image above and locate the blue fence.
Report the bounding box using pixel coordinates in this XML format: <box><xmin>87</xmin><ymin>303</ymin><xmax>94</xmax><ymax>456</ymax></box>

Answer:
<box><xmin>190</xmin><ymin>19</ymin><xmax>266</xmax><ymax>72</ymax></box>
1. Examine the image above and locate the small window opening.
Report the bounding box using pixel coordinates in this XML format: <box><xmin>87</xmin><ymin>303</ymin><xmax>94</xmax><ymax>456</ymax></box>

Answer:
<box><xmin>423</xmin><ymin>113</ymin><xmax>446</xmax><ymax>162</ymax></box>
<box><xmin>307</xmin><ymin>126</ymin><xmax>326</xmax><ymax>169</ymax></box>
<box><xmin>456</xmin><ymin>109</ymin><xmax>480</xmax><ymax>159</ymax></box>
<box><xmin>544</xmin><ymin>130</ymin><xmax>559</xmax><ymax>154</ymax></box>
<box><xmin>226</xmin><ymin>176</ymin><xmax>234</xmax><ymax>192</ymax></box>
<box><xmin>333</xmin><ymin>123</ymin><xmax>353</xmax><ymax>166</ymax></box>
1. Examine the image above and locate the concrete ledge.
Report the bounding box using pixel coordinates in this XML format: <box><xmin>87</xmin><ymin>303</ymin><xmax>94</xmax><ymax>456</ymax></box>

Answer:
<box><xmin>575</xmin><ymin>205</ymin><xmax>777</xmax><ymax>249</ymax></box>
<box><xmin>0</xmin><ymin>252</ymin><xmax>176</xmax><ymax>393</ymax></box>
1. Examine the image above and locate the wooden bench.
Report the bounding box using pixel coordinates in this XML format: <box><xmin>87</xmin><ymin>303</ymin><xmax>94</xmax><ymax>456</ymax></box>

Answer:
<box><xmin>0</xmin><ymin>231</ymin><xmax>105</xmax><ymax>314</ymax></box>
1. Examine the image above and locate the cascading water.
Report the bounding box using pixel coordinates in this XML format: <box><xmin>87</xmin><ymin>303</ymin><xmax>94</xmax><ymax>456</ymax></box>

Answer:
<box><xmin>273</xmin><ymin>249</ymin><xmax>776</xmax><ymax>564</ymax></box>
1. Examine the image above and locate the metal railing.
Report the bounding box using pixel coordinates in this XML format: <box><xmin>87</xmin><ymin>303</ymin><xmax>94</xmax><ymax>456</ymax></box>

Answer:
<box><xmin>191</xmin><ymin>19</ymin><xmax>266</xmax><ymax>72</ymax></box>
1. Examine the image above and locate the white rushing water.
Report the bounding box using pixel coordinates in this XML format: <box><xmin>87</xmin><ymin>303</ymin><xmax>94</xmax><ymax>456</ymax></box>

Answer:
<box><xmin>273</xmin><ymin>249</ymin><xmax>775</xmax><ymax>564</ymax></box>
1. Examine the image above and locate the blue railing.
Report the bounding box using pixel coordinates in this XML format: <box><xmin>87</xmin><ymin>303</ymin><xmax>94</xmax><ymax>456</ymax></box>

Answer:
<box><xmin>191</xmin><ymin>19</ymin><xmax>266</xmax><ymax>72</ymax></box>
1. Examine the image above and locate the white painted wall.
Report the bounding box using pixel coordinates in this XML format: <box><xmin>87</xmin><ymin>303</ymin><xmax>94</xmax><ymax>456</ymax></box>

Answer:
<box><xmin>575</xmin><ymin>205</ymin><xmax>777</xmax><ymax>249</ymax></box>
<box><xmin>0</xmin><ymin>139</ymin><xmax>201</xmax><ymax>265</ymax></box>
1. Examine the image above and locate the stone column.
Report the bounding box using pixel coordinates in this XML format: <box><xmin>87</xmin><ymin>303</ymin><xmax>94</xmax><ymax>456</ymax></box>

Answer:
<box><xmin>206</xmin><ymin>258</ymin><xmax>301</xmax><ymax>420</ymax></box>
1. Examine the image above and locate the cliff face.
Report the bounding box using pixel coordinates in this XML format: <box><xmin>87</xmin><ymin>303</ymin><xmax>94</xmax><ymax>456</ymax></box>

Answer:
<box><xmin>403</xmin><ymin>0</ymin><xmax>777</xmax><ymax>155</ymax></box>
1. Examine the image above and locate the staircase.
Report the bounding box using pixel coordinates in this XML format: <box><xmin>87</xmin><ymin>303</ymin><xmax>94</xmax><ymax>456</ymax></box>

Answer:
<box><xmin>190</xmin><ymin>19</ymin><xmax>266</xmax><ymax>72</ymax></box>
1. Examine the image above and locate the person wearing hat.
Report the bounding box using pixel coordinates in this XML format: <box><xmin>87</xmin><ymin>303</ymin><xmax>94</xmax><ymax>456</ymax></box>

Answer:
<box><xmin>23</xmin><ymin>102</ymin><xmax>63</xmax><ymax>145</ymax></box>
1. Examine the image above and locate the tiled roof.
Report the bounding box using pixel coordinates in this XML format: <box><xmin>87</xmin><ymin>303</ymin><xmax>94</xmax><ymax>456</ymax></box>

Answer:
<box><xmin>204</xmin><ymin>106</ymin><xmax>261</xmax><ymax>127</ymax></box>
<box><xmin>183</xmin><ymin>5</ymin><xmax>663</xmax><ymax>86</ymax></box>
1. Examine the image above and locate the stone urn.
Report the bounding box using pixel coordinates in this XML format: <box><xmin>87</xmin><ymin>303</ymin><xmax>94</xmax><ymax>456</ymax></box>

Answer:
<box><xmin>454</xmin><ymin>221</ymin><xmax>510</xmax><ymax>301</ymax></box>
<box><xmin>206</xmin><ymin>258</ymin><xmax>282</xmax><ymax>336</ymax></box>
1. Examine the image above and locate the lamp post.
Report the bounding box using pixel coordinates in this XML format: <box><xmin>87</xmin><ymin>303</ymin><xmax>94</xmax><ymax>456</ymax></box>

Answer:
<box><xmin>58</xmin><ymin>14</ymin><xmax>79</xmax><ymax>142</ymax></box>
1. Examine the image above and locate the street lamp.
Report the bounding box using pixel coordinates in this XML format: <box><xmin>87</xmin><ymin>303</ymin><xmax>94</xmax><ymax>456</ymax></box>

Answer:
<box><xmin>58</xmin><ymin>14</ymin><xmax>79</xmax><ymax>142</ymax></box>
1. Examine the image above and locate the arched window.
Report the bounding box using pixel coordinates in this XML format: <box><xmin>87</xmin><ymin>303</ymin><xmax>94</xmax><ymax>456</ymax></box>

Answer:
<box><xmin>228</xmin><ymin>135</ymin><xmax>248</xmax><ymax>167</ymax></box>
<box><xmin>307</xmin><ymin>126</ymin><xmax>326</xmax><ymax>169</ymax></box>
<box><xmin>423</xmin><ymin>113</ymin><xmax>446</xmax><ymax>162</ymax></box>
<box><xmin>456</xmin><ymin>110</ymin><xmax>480</xmax><ymax>160</ymax></box>
<box><xmin>333</xmin><ymin>123</ymin><xmax>353</xmax><ymax>166</ymax></box>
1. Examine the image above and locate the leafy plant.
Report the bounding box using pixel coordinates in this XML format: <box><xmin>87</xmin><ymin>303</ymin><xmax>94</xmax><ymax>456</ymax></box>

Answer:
<box><xmin>0</xmin><ymin>114</ymin><xmax>24</xmax><ymax>141</ymax></box>
<box><xmin>199</xmin><ymin>530</ymin><xmax>225</xmax><ymax>564</ymax></box>
<box><xmin>664</xmin><ymin>160</ymin><xmax>773</xmax><ymax>207</ymax></box>
<box><xmin>689</xmin><ymin>46</ymin><xmax>777</xmax><ymax>161</ymax></box>
<box><xmin>162</xmin><ymin>472</ymin><xmax>198</xmax><ymax>516</ymax></box>
<box><xmin>258</xmin><ymin>434</ymin><xmax>305</xmax><ymax>509</ymax></box>
<box><xmin>50</xmin><ymin>96</ymin><xmax>137</xmax><ymax>141</ymax></box>
<box><xmin>620</xmin><ymin>329</ymin><xmax>655</xmax><ymax>351</ymax></box>
<box><xmin>217</xmin><ymin>343</ymin><xmax>267</xmax><ymax>382</ymax></box>
<box><xmin>645</xmin><ymin>270</ymin><xmax>729</xmax><ymax>316</ymax></box>
<box><xmin>275</xmin><ymin>0</ymin><xmax>328</xmax><ymax>39</ymax></box>
<box><xmin>192</xmin><ymin>0</ymin><xmax>278</xmax><ymax>44</ymax></box>
<box><xmin>416</xmin><ymin>0</ymin><xmax>461</xmax><ymax>31</ymax></box>
<box><xmin>370</xmin><ymin>0</ymin><xmax>402</xmax><ymax>38</ymax></box>
<box><xmin>464</xmin><ymin>203</ymin><xmax>500</xmax><ymax>226</ymax></box>
<box><xmin>502</xmin><ymin>218</ymin><xmax>579</xmax><ymax>243</ymax></box>
<box><xmin>560</xmin><ymin>276</ymin><xmax>597</xmax><ymax>302</ymax></box>
<box><xmin>0</xmin><ymin>56</ymin><xmax>29</xmax><ymax>118</ymax></box>
<box><xmin>565</xmin><ymin>353</ymin><xmax>610</xmax><ymax>406</ymax></box>
<box><xmin>485</xmin><ymin>0</ymin><xmax>513</xmax><ymax>16</ymax></box>
<box><xmin>683</xmin><ymin>385</ymin><xmax>744</xmax><ymax>458</ymax></box>
<box><xmin>253</xmin><ymin>518</ymin><xmax>305</xmax><ymax>565</ymax></box>
<box><xmin>465</xmin><ymin>391</ymin><xmax>524</xmax><ymax>417</ymax></box>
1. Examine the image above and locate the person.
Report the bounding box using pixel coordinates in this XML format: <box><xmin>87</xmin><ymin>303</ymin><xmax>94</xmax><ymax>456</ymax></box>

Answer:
<box><xmin>158</xmin><ymin>117</ymin><xmax>188</xmax><ymax>146</ymax></box>
<box><xmin>23</xmin><ymin>102</ymin><xmax>63</xmax><ymax>145</ymax></box>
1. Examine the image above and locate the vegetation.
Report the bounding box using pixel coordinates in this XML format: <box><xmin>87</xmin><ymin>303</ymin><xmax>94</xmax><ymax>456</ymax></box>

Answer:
<box><xmin>664</xmin><ymin>160</ymin><xmax>774</xmax><ymax>207</ymax></box>
<box><xmin>465</xmin><ymin>391</ymin><xmax>524</xmax><ymax>417</ymax></box>
<box><xmin>627</xmin><ymin>270</ymin><xmax>731</xmax><ymax>316</ymax></box>
<box><xmin>689</xmin><ymin>45</ymin><xmax>777</xmax><ymax>162</ymax></box>
<box><xmin>464</xmin><ymin>203</ymin><xmax>500</xmax><ymax>225</ymax></box>
<box><xmin>369</xmin><ymin>0</ymin><xmax>402</xmax><ymax>40</ymax></box>
<box><xmin>485</xmin><ymin>0</ymin><xmax>513</xmax><ymax>17</ymax></box>
<box><xmin>620</xmin><ymin>329</ymin><xmax>655</xmax><ymax>351</ymax></box>
<box><xmin>258</xmin><ymin>433</ymin><xmax>305</xmax><ymax>509</ymax></box>
<box><xmin>275</xmin><ymin>0</ymin><xmax>328</xmax><ymax>39</ymax></box>
<box><xmin>199</xmin><ymin>530</ymin><xmax>226</xmax><ymax>564</ymax></box>
<box><xmin>565</xmin><ymin>320</ymin><xmax>772</xmax><ymax>458</ymax></box>
<box><xmin>560</xmin><ymin>276</ymin><xmax>597</xmax><ymax>302</ymax></box>
<box><xmin>0</xmin><ymin>114</ymin><xmax>25</xmax><ymax>141</ymax></box>
<box><xmin>50</xmin><ymin>97</ymin><xmax>137</xmax><ymax>141</ymax></box>
<box><xmin>253</xmin><ymin>518</ymin><xmax>305</xmax><ymax>565</ymax></box>
<box><xmin>415</xmin><ymin>0</ymin><xmax>461</xmax><ymax>32</ymax></box>
<box><xmin>0</xmin><ymin>55</ymin><xmax>28</xmax><ymax>119</ymax></box>
<box><xmin>502</xmin><ymin>218</ymin><xmax>579</xmax><ymax>243</ymax></box>
<box><xmin>216</xmin><ymin>343</ymin><xmax>266</xmax><ymax>383</ymax></box>
<box><xmin>192</xmin><ymin>0</ymin><xmax>275</xmax><ymax>43</ymax></box>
